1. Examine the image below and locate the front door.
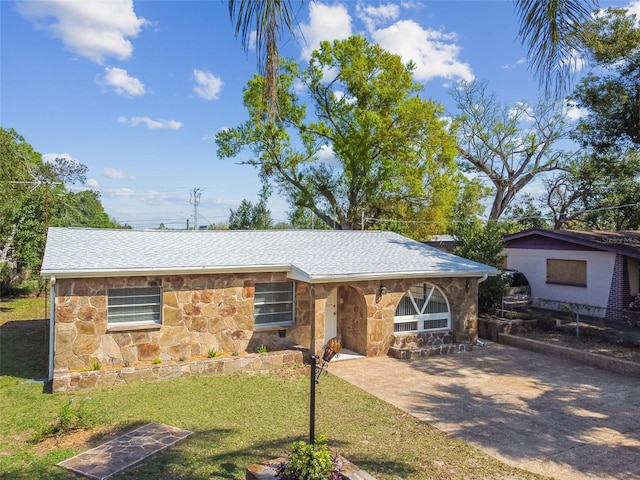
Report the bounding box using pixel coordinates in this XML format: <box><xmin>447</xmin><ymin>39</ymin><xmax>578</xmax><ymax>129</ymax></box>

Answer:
<box><xmin>324</xmin><ymin>288</ymin><xmax>338</xmax><ymax>344</ymax></box>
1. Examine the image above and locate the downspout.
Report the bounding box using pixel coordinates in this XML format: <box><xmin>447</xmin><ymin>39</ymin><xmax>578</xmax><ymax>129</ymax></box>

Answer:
<box><xmin>48</xmin><ymin>276</ymin><xmax>56</xmax><ymax>381</ymax></box>
<box><xmin>476</xmin><ymin>274</ymin><xmax>488</xmax><ymax>347</ymax></box>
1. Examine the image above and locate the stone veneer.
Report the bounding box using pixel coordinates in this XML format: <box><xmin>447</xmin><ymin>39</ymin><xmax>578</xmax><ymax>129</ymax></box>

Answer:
<box><xmin>54</xmin><ymin>273</ymin><xmax>310</xmax><ymax>371</ymax></box>
<box><xmin>53</xmin><ymin>350</ymin><xmax>302</xmax><ymax>392</ymax></box>
<box><xmin>53</xmin><ymin>273</ymin><xmax>479</xmax><ymax>380</ymax></box>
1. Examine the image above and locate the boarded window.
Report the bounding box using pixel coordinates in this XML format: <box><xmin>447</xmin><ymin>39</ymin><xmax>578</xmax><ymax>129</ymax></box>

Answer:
<box><xmin>546</xmin><ymin>259</ymin><xmax>587</xmax><ymax>287</ymax></box>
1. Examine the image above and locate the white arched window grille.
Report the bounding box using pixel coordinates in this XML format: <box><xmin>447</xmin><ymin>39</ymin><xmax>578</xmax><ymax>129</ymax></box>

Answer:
<box><xmin>394</xmin><ymin>283</ymin><xmax>451</xmax><ymax>333</ymax></box>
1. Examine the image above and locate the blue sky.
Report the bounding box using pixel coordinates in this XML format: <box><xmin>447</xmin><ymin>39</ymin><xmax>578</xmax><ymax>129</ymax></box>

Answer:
<box><xmin>1</xmin><ymin>0</ymin><xmax>631</xmax><ymax>229</ymax></box>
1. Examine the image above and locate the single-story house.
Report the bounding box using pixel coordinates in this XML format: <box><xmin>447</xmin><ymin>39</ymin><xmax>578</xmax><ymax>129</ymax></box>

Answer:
<box><xmin>503</xmin><ymin>229</ymin><xmax>640</xmax><ymax>320</ymax></box>
<box><xmin>41</xmin><ymin>227</ymin><xmax>497</xmax><ymax>381</ymax></box>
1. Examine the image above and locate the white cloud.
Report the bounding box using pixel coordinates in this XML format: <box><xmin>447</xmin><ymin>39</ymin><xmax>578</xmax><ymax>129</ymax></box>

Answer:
<box><xmin>356</xmin><ymin>2</ymin><xmax>400</xmax><ymax>32</ymax></box>
<box><xmin>565</xmin><ymin>104</ymin><xmax>589</xmax><ymax>120</ymax></box>
<box><xmin>103</xmin><ymin>168</ymin><xmax>126</xmax><ymax>179</ymax></box>
<box><xmin>193</xmin><ymin>69</ymin><xmax>223</xmax><ymax>100</ymax></box>
<box><xmin>42</xmin><ymin>152</ymin><xmax>77</xmax><ymax>164</ymax></box>
<box><xmin>317</xmin><ymin>144</ymin><xmax>339</xmax><ymax>166</ymax></box>
<box><xmin>502</xmin><ymin>58</ymin><xmax>527</xmax><ymax>70</ymax></box>
<box><xmin>300</xmin><ymin>3</ymin><xmax>352</xmax><ymax>60</ymax></box>
<box><xmin>627</xmin><ymin>1</ymin><xmax>640</xmax><ymax>21</ymax></box>
<box><xmin>98</xmin><ymin>67</ymin><xmax>145</xmax><ymax>96</ymax></box>
<box><xmin>371</xmin><ymin>20</ymin><xmax>474</xmax><ymax>83</ymax></box>
<box><xmin>86</xmin><ymin>178</ymin><xmax>100</xmax><ymax>188</ymax></box>
<box><xmin>510</xmin><ymin>102</ymin><xmax>535</xmax><ymax>122</ymax></box>
<box><xmin>16</xmin><ymin>0</ymin><xmax>147</xmax><ymax>64</ymax></box>
<box><xmin>113</xmin><ymin>188</ymin><xmax>135</xmax><ymax>198</ymax></box>
<box><xmin>118</xmin><ymin>116</ymin><xmax>182</xmax><ymax>129</ymax></box>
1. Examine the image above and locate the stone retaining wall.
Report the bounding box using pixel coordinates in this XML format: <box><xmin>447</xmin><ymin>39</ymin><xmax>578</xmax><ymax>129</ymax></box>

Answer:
<box><xmin>498</xmin><ymin>334</ymin><xmax>640</xmax><ymax>377</ymax></box>
<box><xmin>53</xmin><ymin>350</ymin><xmax>303</xmax><ymax>392</ymax></box>
<box><xmin>478</xmin><ymin>317</ymin><xmax>537</xmax><ymax>342</ymax></box>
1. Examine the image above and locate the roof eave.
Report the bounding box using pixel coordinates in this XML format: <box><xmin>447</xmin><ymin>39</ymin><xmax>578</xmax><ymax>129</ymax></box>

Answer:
<box><xmin>307</xmin><ymin>269</ymin><xmax>499</xmax><ymax>284</ymax></box>
<box><xmin>40</xmin><ymin>264</ymin><xmax>294</xmax><ymax>280</ymax></box>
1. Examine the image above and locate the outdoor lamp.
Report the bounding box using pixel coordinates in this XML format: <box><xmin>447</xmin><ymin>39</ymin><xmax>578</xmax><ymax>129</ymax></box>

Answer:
<box><xmin>322</xmin><ymin>336</ymin><xmax>342</xmax><ymax>363</ymax></box>
<box><xmin>309</xmin><ymin>336</ymin><xmax>342</xmax><ymax>445</ymax></box>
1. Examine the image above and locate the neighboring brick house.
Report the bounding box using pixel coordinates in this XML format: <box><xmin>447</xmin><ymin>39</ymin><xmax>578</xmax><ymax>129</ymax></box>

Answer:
<box><xmin>503</xmin><ymin>229</ymin><xmax>640</xmax><ymax>321</ymax></box>
<box><xmin>41</xmin><ymin>228</ymin><xmax>496</xmax><ymax>382</ymax></box>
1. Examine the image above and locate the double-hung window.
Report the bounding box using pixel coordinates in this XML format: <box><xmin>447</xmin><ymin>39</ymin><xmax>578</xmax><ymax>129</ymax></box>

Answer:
<box><xmin>394</xmin><ymin>283</ymin><xmax>450</xmax><ymax>333</ymax></box>
<box><xmin>254</xmin><ymin>281</ymin><xmax>295</xmax><ymax>328</ymax></box>
<box><xmin>107</xmin><ymin>287</ymin><xmax>162</xmax><ymax>326</ymax></box>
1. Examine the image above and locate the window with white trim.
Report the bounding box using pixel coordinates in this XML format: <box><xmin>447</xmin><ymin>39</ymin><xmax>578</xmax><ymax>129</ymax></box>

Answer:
<box><xmin>394</xmin><ymin>283</ymin><xmax>450</xmax><ymax>333</ymax></box>
<box><xmin>107</xmin><ymin>287</ymin><xmax>162</xmax><ymax>326</ymax></box>
<box><xmin>254</xmin><ymin>281</ymin><xmax>295</xmax><ymax>327</ymax></box>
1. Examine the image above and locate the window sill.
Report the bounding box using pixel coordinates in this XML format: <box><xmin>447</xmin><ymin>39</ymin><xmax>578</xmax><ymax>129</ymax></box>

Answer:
<box><xmin>254</xmin><ymin>324</ymin><xmax>294</xmax><ymax>333</ymax></box>
<box><xmin>107</xmin><ymin>323</ymin><xmax>162</xmax><ymax>333</ymax></box>
<box><xmin>545</xmin><ymin>281</ymin><xmax>587</xmax><ymax>288</ymax></box>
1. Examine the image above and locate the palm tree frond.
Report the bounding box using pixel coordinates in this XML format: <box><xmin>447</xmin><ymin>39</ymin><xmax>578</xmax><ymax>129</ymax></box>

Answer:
<box><xmin>515</xmin><ymin>0</ymin><xmax>598</xmax><ymax>98</ymax></box>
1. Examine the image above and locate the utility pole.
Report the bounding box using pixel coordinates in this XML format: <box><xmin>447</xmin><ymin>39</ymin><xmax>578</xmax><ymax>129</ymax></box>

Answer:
<box><xmin>11</xmin><ymin>173</ymin><xmax>60</xmax><ymax>233</ymax></box>
<box><xmin>190</xmin><ymin>188</ymin><xmax>201</xmax><ymax>230</ymax></box>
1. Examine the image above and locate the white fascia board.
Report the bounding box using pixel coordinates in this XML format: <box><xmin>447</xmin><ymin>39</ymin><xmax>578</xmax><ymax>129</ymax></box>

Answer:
<box><xmin>40</xmin><ymin>264</ymin><xmax>294</xmax><ymax>279</ymax></box>
<box><xmin>307</xmin><ymin>269</ymin><xmax>498</xmax><ymax>284</ymax></box>
<box><xmin>287</xmin><ymin>265</ymin><xmax>312</xmax><ymax>283</ymax></box>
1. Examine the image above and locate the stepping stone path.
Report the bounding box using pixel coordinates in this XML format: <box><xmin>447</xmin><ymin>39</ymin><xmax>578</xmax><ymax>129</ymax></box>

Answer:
<box><xmin>58</xmin><ymin>422</ymin><xmax>193</xmax><ymax>480</ymax></box>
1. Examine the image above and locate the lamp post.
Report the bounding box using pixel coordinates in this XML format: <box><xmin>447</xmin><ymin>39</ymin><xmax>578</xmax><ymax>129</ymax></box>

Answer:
<box><xmin>310</xmin><ymin>336</ymin><xmax>342</xmax><ymax>446</ymax></box>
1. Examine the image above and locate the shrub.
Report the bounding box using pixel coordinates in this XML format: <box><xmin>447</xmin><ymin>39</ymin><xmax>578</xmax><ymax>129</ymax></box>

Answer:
<box><xmin>257</xmin><ymin>344</ymin><xmax>268</xmax><ymax>353</ymax></box>
<box><xmin>273</xmin><ymin>436</ymin><xmax>343</xmax><ymax>480</ymax></box>
<box><xmin>36</xmin><ymin>397</ymin><xmax>96</xmax><ymax>439</ymax></box>
<box><xmin>536</xmin><ymin>315</ymin><xmax>557</xmax><ymax>332</ymax></box>
<box><xmin>207</xmin><ymin>348</ymin><xmax>220</xmax><ymax>358</ymax></box>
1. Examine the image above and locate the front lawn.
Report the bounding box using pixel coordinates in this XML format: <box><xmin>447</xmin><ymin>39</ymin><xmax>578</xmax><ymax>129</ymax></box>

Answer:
<box><xmin>0</xmin><ymin>297</ymin><xmax>545</xmax><ymax>480</ymax></box>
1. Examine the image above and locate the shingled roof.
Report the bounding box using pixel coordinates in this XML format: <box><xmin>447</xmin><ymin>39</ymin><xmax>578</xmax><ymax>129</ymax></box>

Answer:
<box><xmin>504</xmin><ymin>229</ymin><xmax>640</xmax><ymax>259</ymax></box>
<box><xmin>41</xmin><ymin>227</ymin><xmax>496</xmax><ymax>283</ymax></box>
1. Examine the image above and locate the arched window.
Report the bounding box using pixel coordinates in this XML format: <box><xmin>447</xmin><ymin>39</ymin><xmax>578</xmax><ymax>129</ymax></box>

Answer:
<box><xmin>394</xmin><ymin>283</ymin><xmax>450</xmax><ymax>333</ymax></box>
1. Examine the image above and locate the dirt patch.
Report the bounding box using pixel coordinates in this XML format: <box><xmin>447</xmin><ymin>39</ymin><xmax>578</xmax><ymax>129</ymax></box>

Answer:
<box><xmin>31</xmin><ymin>425</ymin><xmax>127</xmax><ymax>455</ymax></box>
<box><xmin>274</xmin><ymin>363</ymin><xmax>309</xmax><ymax>379</ymax></box>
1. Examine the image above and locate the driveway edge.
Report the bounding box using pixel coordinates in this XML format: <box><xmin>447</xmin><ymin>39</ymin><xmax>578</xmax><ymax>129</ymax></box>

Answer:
<box><xmin>498</xmin><ymin>333</ymin><xmax>640</xmax><ymax>377</ymax></box>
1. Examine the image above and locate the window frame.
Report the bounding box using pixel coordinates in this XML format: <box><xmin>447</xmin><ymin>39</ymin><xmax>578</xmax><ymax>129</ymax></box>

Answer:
<box><xmin>253</xmin><ymin>281</ymin><xmax>295</xmax><ymax>329</ymax></box>
<box><xmin>394</xmin><ymin>283</ymin><xmax>451</xmax><ymax>333</ymax></box>
<box><xmin>107</xmin><ymin>286</ymin><xmax>162</xmax><ymax>327</ymax></box>
<box><xmin>546</xmin><ymin>259</ymin><xmax>587</xmax><ymax>287</ymax></box>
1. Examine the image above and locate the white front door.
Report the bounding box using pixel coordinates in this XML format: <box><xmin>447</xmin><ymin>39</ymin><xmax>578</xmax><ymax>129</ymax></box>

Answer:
<box><xmin>324</xmin><ymin>289</ymin><xmax>338</xmax><ymax>344</ymax></box>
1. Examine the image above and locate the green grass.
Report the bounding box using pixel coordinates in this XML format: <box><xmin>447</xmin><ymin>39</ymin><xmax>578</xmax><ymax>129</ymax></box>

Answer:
<box><xmin>0</xmin><ymin>297</ymin><xmax>546</xmax><ymax>480</ymax></box>
<box><xmin>0</xmin><ymin>295</ymin><xmax>49</xmax><ymax>322</ymax></box>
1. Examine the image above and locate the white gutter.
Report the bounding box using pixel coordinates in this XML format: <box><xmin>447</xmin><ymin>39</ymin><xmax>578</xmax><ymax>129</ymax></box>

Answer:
<box><xmin>48</xmin><ymin>276</ymin><xmax>56</xmax><ymax>381</ymax></box>
<box><xmin>40</xmin><ymin>264</ymin><xmax>293</xmax><ymax>280</ymax></box>
<box><xmin>306</xmin><ymin>270</ymin><xmax>498</xmax><ymax>284</ymax></box>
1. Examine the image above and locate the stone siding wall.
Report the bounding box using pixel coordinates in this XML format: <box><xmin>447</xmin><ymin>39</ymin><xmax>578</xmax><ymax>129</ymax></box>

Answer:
<box><xmin>382</xmin><ymin>277</ymin><xmax>477</xmax><ymax>344</ymax></box>
<box><xmin>53</xmin><ymin>350</ymin><xmax>303</xmax><ymax>393</ymax></box>
<box><xmin>309</xmin><ymin>277</ymin><xmax>477</xmax><ymax>357</ymax></box>
<box><xmin>54</xmin><ymin>273</ymin><xmax>309</xmax><ymax>371</ymax></box>
<box><xmin>53</xmin><ymin>273</ymin><xmax>478</xmax><ymax>372</ymax></box>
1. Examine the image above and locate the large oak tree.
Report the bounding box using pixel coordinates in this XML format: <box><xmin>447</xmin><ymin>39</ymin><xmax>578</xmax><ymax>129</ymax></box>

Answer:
<box><xmin>452</xmin><ymin>80</ymin><xmax>572</xmax><ymax>222</ymax></box>
<box><xmin>216</xmin><ymin>36</ymin><xmax>475</xmax><ymax>237</ymax></box>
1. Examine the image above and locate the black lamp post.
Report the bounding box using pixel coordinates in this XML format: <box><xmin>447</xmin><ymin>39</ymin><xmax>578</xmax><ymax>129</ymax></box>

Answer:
<box><xmin>309</xmin><ymin>336</ymin><xmax>342</xmax><ymax>446</ymax></box>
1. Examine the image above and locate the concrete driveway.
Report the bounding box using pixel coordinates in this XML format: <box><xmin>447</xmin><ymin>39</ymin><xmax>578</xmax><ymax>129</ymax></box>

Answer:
<box><xmin>329</xmin><ymin>343</ymin><xmax>640</xmax><ymax>479</ymax></box>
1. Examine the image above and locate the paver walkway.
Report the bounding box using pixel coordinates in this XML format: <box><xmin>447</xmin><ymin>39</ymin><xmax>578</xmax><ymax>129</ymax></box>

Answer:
<box><xmin>57</xmin><ymin>422</ymin><xmax>193</xmax><ymax>480</ymax></box>
<box><xmin>329</xmin><ymin>342</ymin><xmax>640</xmax><ymax>480</ymax></box>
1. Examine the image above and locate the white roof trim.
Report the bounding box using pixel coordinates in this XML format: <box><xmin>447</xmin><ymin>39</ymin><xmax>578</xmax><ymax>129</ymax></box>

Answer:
<box><xmin>306</xmin><ymin>270</ymin><xmax>497</xmax><ymax>283</ymax></box>
<box><xmin>45</xmin><ymin>264</ymin><xmax>293</xmax><ymax>279</ymax></box>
